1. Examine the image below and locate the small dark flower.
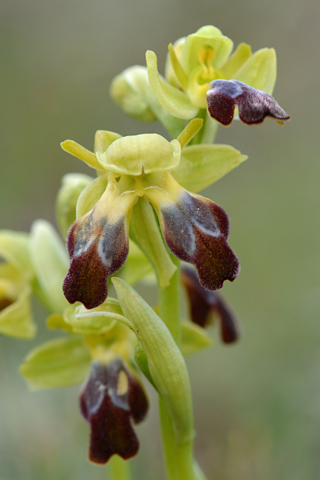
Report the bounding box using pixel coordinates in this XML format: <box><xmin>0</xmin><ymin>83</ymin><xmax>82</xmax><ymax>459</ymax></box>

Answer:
<box><xmin>206</xmin><ymin>79</ymin><xmax>290</xmax><ymax>126</ymax></box>
<box><xmin>181</xmin><ymin>265</ymin><xmax>240</xmax><ymax>343</ymax></box>
<box><xmin>80</xmin><ymin>359</ymin><xmax>149</xmax><ymax>464</ymax></box>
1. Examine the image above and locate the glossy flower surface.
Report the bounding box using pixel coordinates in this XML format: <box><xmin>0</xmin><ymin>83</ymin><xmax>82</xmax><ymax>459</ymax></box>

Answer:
<box><xmin>61</xmin><ymin>127</ymin><xmax>240</xmax><ymax>309</ymax></box>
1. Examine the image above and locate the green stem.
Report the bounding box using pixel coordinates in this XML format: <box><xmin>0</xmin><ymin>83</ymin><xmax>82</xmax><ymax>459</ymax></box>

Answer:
<box><xmin>159</xmin><ymin>397</ymin><xmax>195</xmax><ymax>480</ymax></box>
<box><xmin>158</xmin><ymin>255</ymin><xmax>196</xmax><ymax>480</ymax></box>
<box><xmin>109</xmin><ymin>456</ymin><xmax>132</xmax><ymax>480</ymax></box>
<box><xmin>158</xmin><ymin>254</ymin><xmax>181</xmax><ymax>344</ymax></box>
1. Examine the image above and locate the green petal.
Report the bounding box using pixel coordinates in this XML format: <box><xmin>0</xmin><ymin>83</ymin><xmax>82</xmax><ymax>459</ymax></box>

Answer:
<box><xmin>94</xmin><ymin>130</ymin><xmax>122</xmax><ymax>154</ymax></box>
<box><xmin>0</xmin><ymin>231</ymin><xmax>33</xmax><ymax>273</ymax></box>
<box><xmin>112</xmin><ymin>277</ymin><xmax>194</xmax><ymax>443</ymax></box>
<box><xmin>97</xmin><ymin>134</ymin><xmax>181</xmax><ymax>175</ymax></box>
<box><xmin>177</xmin><ymin>118</ymin><xmax>203</xmax><ymax>149</ymax></box>
<box><xmin>172</xmin><ymin>144</ymin><xmax>247</xmax><ymax>192</ymax></box>
<box><xmin>146</xmin><ymin>50</ymin><xmax>198</xmax><ymax>119</ymax></box>
<box><xmin>76</xmin><ymin>173</ymin><xmax>109</xmax><ymax>219</ymax></box>
<box><xmin>20</xmin><ymin>336</ymin><xmax>90</xmax><ymax>390</ymax></box>
<box><xmin>0</xmin><ymin>285</ymin><xmax>36</xmax><ymax>338</ymax></box>
<box><xmin>221</xmin><ymin>43</ymin><xmax>252</xmax><ymax>79</ymax></box>
<box><xmin>61</xmin><ymin>140</ymin><xmax>101</xmax><ymax>170</ymax></box>
<box><xmin>182</xmin><ymin>25</ymin><xmax>233</xmax><ymax>73</ymax></box>
<box><xmin>120</xmin><ymin>240</ymin><xmax>154</xmax><ymax>285</ymax></box>
<box><xmin>180</xmin><ymin>321</ymin><xmax>212</xmax><ymax>356</ymax></box>
<box><xmin>30</xmin><ymin>221</ymin><xmax>69</xmax><ymax>314</ymax></box>
<box><xmin>130</xmin><ymin>198</ymin><xmax>176</xmax><ymax>288</ymax></box>
<box><xmin>235</xmin><ymin>48</ymin><xmax>277</xmax><ymax>95</ymax></box>
<box><xmin>56</xmin><ymin>173</ymin><xmax>93</xmax><ymax>238</ymax></box>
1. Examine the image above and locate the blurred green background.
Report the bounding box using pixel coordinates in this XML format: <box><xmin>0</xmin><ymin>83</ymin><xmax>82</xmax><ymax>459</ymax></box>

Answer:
<box><xmin>1</xmin><ymin>0</ymin><xmax>319</xmax><ymax>479</ymax></box>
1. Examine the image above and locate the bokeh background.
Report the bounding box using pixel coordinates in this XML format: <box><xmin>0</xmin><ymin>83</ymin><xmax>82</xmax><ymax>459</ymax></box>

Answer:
<box><xmin>1</xmin><ymin>0</ymin><xmax>320</xmax><ymax>479</ymax></box>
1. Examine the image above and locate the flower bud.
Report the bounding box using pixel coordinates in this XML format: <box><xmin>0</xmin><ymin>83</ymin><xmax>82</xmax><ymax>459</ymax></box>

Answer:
<box><xmin>110</xmin><ymin>66</ymin><xmax>157</xmax><ymax>122</ymax></box>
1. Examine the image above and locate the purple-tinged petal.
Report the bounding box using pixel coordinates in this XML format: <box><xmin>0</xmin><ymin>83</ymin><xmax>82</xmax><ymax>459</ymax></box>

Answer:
<box><xmin>80</xmin><ymin>359</ymin><xmax>148</xmax><ymax>464</ymax></box>
<box><xmin>158</xmin><ymin>190</ymin><xmax>239</xmax><ymax>291</ymax></box>
<box><xmin>206</xmin><ymin>79</ymin><xmax>290</xmax><ymax>126</ymax></box>
<box><xmin>63</xmin><ymin>212</ymin><xmax>129</xmax><ymax>309</ymax></box>
<box><xmin>181</xmin><ymin>265</ymin><xmax>240</xmax><ymax>343</ymax></box>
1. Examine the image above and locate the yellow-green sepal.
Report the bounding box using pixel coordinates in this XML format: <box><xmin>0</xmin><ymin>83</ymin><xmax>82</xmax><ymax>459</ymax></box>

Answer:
<box><xmin>30</xmin><ymin>220</ymin><xmax>69</xmax><ymax>314</ymax></box>
<box><xmin>221</xmin><ymin>43</ymin><xmax>252</xmax><ymax>79</ymax></box>
<box><xmin>130</xmin><ymin>198</ymin><xmax>176</xmax><ymax>288</ymax></box>
<box><xmin>235</xmin><ymin>48</ymin><xmax>277</xmax><ymax>94</ymax></box>
<box><xmin>20</xmin><ymin>336</ymin><xmax>90</xmax><ymax>390</ymax></box>
<box><xmin>56</xmin><ymin>173</ymin><xmax>93</xmax><ymax>237</ymax></box>
<box><xmin>146</xmin><ymin>50</ymin><xmax>198</xmax><ymax>120</ymax></box>
<box><xmin>181</xmin><ymin>321</ymin><xmax>212</xmax><ymax>356</ymax></box>
<box><xmin>172</xmin><ymin>144</ymin><xmax>247</xmax><ymax>193</ymax></box>
<box><xmin>76</xmin><ymin>173</ymin><xmax>109</xmax><ymax>219</ymax></box>
<box><xmin>0</xmin><ymin>285</ymin><xmax>36</xmax><ymax>338</ymax></box>
<box><xmin>112</xmin><ymin>277</ymin><xmax>194</xmax><ymax>443</ymax></box>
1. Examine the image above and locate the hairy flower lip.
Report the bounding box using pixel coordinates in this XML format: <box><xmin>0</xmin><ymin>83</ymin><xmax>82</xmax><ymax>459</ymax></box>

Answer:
<box><xmin>181</xmin><ymin>265</ymin><xmax>240</xmax><ymax>343</ymax></box>
<box><xmin>206</xmin><ymin>79</ymin><xmax>290</xmax><ymax>126</ymax></box>
<box><xmin>80</xmin><ymin>359</ymin><xmax>148</xmax><ymax>464</ymax></box>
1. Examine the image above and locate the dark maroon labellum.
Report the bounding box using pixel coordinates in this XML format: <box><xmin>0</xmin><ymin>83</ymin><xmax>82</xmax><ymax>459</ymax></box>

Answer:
<box><xmin>181</xmin><ymin>265</ymin><xmax>240</xmax><ymax>343</ymax></box>
<box><xmin>80</xmin><ymin>359</ymin><xmax>149</xmax><ymax>464</ymax></box>
<box><xmin>206</xmin><ymin>79</ymin><xmax>290</xmax><ymax>126</ymax></box>
<box><xmin>161</xmin><ymin>192</ymin><xmax>240</xmax><ymax>291</ymax></box>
